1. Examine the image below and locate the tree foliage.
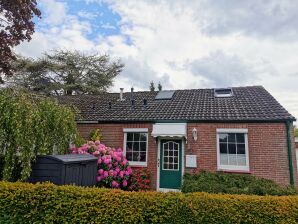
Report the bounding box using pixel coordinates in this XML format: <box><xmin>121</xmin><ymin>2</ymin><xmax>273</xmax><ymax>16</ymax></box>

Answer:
<box><xmin>295</xmin><ymin>127</ymin><xmax>298</xmax><ymax>137</ymax></box>
<box><xmin>149</xmin><ymin>81</ymin><xmax>155</xmax><ymax>92</ymax></box>
<box><xmin>0</xmin><ymin>89</ymin><xmax>82</xmax><ymax>181</ymax></box>
<box><xmin>0</xmin><ymin>0</ymin><xmax>41</xmax><ymax>79</ymax></box>
<box><xmin>158</xmin><ymin>82</ymin><xmax>162</xmax><ymax>91</ymax></box>
<box><xmin>8</xmin><ymin>50</ymin><xmax>124</xmax><ymax>95</ymax></box>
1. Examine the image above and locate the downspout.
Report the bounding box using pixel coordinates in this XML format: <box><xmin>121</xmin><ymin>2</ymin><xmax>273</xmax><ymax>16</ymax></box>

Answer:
<box><xmin>286</xmin><ymin>120</ymin><xmax>294</xmax><ymax>187</ymax></box>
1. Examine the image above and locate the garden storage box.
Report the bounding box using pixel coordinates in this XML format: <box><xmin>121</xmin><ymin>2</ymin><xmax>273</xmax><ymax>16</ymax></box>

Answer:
<box><xmin>29</xmin><ymin>154</ymin><xmax>98</xmax><ymax>186</ymax></box>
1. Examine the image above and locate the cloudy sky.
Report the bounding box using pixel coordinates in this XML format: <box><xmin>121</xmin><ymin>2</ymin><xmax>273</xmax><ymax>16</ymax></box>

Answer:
<box><xmin>17</xmin><ymin>0</ymin><xmax>298</xmax><ymax>120</ymax></box>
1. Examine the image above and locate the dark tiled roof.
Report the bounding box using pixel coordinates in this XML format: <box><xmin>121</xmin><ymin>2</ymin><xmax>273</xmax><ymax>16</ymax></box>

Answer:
<box><xmin>57</xmin><ymin>86</ymin><xmax>296</xmax><ymax>122</ymax></box>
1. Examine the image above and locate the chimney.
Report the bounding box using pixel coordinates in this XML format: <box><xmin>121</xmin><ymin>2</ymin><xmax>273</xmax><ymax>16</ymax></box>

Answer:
<box><xmin>120</xmin><ymin>88</ymin><xmax>124</xmax><ymax>101</ymax></box>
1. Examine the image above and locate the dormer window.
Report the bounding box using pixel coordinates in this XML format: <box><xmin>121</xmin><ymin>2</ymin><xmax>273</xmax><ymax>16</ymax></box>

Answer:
<box><xmin>214</xmin><ymin>88</ymin><xmax>233</xmax><ymax>97</ymax></box>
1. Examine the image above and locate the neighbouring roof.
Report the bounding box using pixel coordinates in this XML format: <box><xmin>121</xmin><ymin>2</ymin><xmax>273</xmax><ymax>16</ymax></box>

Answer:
<box><xmin>57</xmin><ymin>86</ymin><xmax>296</xmax><ymax>123</ymax></box>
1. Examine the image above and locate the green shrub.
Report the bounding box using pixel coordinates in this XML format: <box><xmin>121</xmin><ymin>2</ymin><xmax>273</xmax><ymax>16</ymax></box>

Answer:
<box><xmin>0</xmin><ymin>181</ymin><xmax>298</xmax><ymax>224</ymax></box>
<box><xmin>182</xmin><ymin>171</ymin><xmax>296</xmax><ymax>196</ymax></box>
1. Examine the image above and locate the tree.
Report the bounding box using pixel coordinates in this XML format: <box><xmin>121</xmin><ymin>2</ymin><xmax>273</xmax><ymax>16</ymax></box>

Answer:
<box><xmin>0</xmin><ymin>89</ymin><xmax>82</xmax><ymax>181</ymax></box>
<box><xmin>149</xmin><ymin>81</ymin><xmax>155</xmax><ymax>92</ymax></box>
<box><xmin>158</xmin><ymin>82</ymin><xmax>162</xmax><ymax>91</ymax></box>
<box><xmin>295</xmin><ymin>127</ymin><xmax>298</xmax><ymax>137</ymax></box>
<box><xmin>8</xmin><ymin>50</ymin><xmax>124</xmax><ymax>95</ymax></box>
<box><xmin>0</xmin><ymin>0</ymin><xmax>41</xmax><ymax>80</ymax></box>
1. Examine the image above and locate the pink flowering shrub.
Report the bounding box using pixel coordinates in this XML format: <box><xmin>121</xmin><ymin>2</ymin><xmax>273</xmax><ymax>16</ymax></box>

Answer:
<box><xmin>69</xmin><ymin>141</ymin><xmax>132</xmax><ymax>189</ymax></box>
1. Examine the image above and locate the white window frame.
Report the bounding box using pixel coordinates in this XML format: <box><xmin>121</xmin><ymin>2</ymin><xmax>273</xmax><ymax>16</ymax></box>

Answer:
<box><xmin>123</xmin><ymin>128</ymin><xmax>148</xmax><ymax>167</ymax></box>
<box><xmin>216</xmin><ymin>128</ymin><xmax>250</xmax><ymax>172</ymax></box>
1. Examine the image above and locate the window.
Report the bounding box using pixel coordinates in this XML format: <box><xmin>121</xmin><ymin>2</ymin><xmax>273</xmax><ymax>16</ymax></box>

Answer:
<box><xmin>163</xmin><ymin>141</ymin><xmax>179</xmax><ymax>170</ymax></box>
<box><xmin>217</xmin><ymin>129</ymin><xmax>249</xmax><ymax>171</ymax></box>
<box><xmin>214</xmin><ymin>88</ymin><xmax>233</xmax><ymax>97</ymax></box>
<box><xmin>123</xmin><ymin>128</ymin><xmax>148</xmax><ymax>166</ymax></box>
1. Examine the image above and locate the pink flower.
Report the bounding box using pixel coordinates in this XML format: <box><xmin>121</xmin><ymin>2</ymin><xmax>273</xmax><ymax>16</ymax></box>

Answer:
<box><xmin>97</xmin><ymin>158</ymin><xmax>102</xmax><ymax>164</ymax></box>
<box><xmin>98</xmin><ymin>169</ymin><xmax>104</xmax><ymax>175</ymax></box>
<box><xmin>109</xmin><ymin>170</ymin><xmax>114</xmax><ymax>176</ymax></box>
<box><xmin>104</xmin><ymin>159</ymin><xmax>110</xmax><ymax>165</ymax></box>
<box><xmin>122</xmin><ymin>180</ymin><xmax>127</xmax><ymax>187</ymax></box>
<box><xmin>96</xmin><ymin>176</ymin><xmax>102</xmax><ymax>182</ymax></box>
<box><xmin>112</xmin><ymin>180</ymin><xmax>119</xmax><ymax>188</ymax></box>
<box><xmin>122</xmin><ymin>159</ymin><xmax>127</xmax><ymax>165</ymax></box>
<box><xmin>95</xmin><ymin>140</ymin><xmax>101</xmax><ymax>145</ymax></box>
<box><xmin>108</xmin><ymin>164</ymin><xmax>112</xmax><ymax>169</ymax></box>
<box><xmin>103</xmin><ymin>171</ymin><xmax>108</xmax><ymax>178</ymax></box>
<box><xmin>119</xmin><ymin>171</ymin><xmax>124</xmax><ymax>178</ymax></box>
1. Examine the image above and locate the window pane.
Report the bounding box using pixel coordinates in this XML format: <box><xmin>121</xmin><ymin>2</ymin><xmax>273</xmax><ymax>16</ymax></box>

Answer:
<box><xmin>174</xmin><ymin>151</ymin><xmax>178</xmax><ymax>156</ymax></box>
<box><xmin>127</xmin><ymin>133</ymin><xmax>133</xmax><ymax>141</ymax></box>
<box><xmin>126</xmin><ymin>152</ymin><xmax>132</xmax><ymax>161</ymax></box>
<box><xmin>164</xmin><ymin>157</ymin><xmax>168</xmax><ymax>162</ymax></box>
<box><xmin>228</xmin><ymin>143</ymin><xmax>236</xmax><ymax>154</ymax></box>
<box><xmin>229</xmin><ymin>154</ymin><xmax>237</xmax><ymax>165</ymax></box>
<box><xmin>169</xmin><ymin>157</ymin><xmax>173</xmax><ymax>163</ymax></box>
<box><xmin>133</xmin><ymin>142</ymin><xmax>139</xmax><ymax>151</ymax></box>
<box><xmin>220</xmin><ymin>143</ymin><xmax>227</xmax><ymax>154</ymax></box>
<box><xmin>140</xmin><ymin>133</ymin><xmax>147</xmax><ymax>141</ymax></box>
<box><xmin>174</xmin><ymin>143</ymin><xmax>179</xmax><ymax>150</ymax></box>
<box><xmin>174</xmin><ymin>164</ymin><xmax>178</xmax><ymax>170</ymax></box>
<box><xmin>164</xmin><ymin>150</ymin><xmax>168</xmax><ymax>156</ymax></box>
<box><xmin>169</xmin><ymin>164</ymin><xmax>173</xmax><ymax>169</ymax></box>
<box><xmin>174</xmin><ymin>157</ymin><xmax>178</xmax><ymax>163</ymax></box>
<box><xmin>219</xmin><ymin>134</ymin><xmax>228</xmax><ymax>143</ymax></box>
<box><xmin>169</xmin><ymin>150</ymin><xmax>173</xmax><ymax>156</ymax></box>
<box><xmin>228</xmin><ymin>133</ymin><xmax>236</xmax><ymax>143</ymax></box>
<box><xmin>134</xmin><ymin>133</ymin><xmax>140</xmax><ymax>141</ymax></box>
<box><xmin>236</xmin><ymin>133</ymin><xmax>245</xmax><ymax>143</ymax></box>
<box><xmin>220</xmin><ymin>153</ymin><xmax>228</xmax><ymax>165</ymax></box>
<box><xmin>133</xmin><ymin>152</ymin><xmax>140</xmax><ymax>161</ymax></box>
<box><xmin>169</xmin><ymin>142</ymin><xmax>173</xmax><ymax>149</ymax></box>
<box><xmin>164</xmin><ymin>163</ymin><xmax>168</xmax><ymax>169</ymax></box>
<box><xmin>140</xmin><ymin>152</ymin><xmax>146</xmax><ymax>162</ymax></box>
<box><xmin>126</xmin><ymin>142</ymin><xmax>132</xmax><ymax>152</ymax></box>
<box><xmin>237</xmin><ymin>155</ymin><xmax>246</xmax><ymax>166</ymax></box>
<box><xmin>237</xmin><ymin>144</ymin><xmax>246</xmax><ymax>154</ymax></box>
<box><xmin>140</xmin><ymin>142</ymin><xmax>146</xmax><ymax>151</ymax></box>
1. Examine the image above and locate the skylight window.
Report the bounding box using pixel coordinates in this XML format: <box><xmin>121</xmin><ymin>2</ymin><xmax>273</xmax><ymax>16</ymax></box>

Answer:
<box><xmin>214</xmin><ymin>88</ymin><xmax>233</xmax><ymax>97</ymax></box>
<box><xmin>155</xmin><ymin>90</ymin><xmax>175</xmax><ymax>100</ymax></box>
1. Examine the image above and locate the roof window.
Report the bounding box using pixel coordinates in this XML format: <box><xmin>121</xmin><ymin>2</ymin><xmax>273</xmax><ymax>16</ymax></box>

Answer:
<box><xmin>214</xmin><ymin>88</ymin><xmax>233</xmax><ymax>97</ymax></box>
<box><xmin>155</xmin><ymin>90</ymin><xmax>175</xmax><ymax>100</ymax></box>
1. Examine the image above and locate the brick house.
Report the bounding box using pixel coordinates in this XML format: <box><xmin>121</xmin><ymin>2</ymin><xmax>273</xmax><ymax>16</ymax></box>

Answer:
<box><xmin>59</xmin><ymin>86</ymin><xmax>297</xmax><ymax>191</ymax></box>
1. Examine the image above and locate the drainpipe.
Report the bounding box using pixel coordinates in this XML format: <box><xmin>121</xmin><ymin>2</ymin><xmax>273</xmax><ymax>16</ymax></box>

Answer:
<box><xmin>286</xmin><ymin>120</ymin><xmax>294</xmax><ymax>187</ymax></box>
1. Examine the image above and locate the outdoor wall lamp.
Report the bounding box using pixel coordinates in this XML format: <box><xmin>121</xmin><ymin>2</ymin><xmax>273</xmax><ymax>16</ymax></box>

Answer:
<box><xmin>192</xmin><ymin>128</ymin><xmax>198</xmax><ymax>141</ymax></box>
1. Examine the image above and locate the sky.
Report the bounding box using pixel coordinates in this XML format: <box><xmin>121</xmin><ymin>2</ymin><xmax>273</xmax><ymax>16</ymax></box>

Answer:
<box><xmin>16</xmin><ymin>0</ymin><xmax>298</xmax><ymax>121</ymax></box>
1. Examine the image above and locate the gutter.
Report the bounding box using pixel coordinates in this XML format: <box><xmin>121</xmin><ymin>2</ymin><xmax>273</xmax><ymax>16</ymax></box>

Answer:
<box><xmin>286</xmin><ymin>120</ymin><xmax>295</xmax><ymax>187</ymax></box>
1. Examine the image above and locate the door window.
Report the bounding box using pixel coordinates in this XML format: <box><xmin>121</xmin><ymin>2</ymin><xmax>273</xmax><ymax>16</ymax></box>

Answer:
<box><xmin>162</xmin><ymin>141</ymin><xmax>179</xmax><ymax>170</ymax></box>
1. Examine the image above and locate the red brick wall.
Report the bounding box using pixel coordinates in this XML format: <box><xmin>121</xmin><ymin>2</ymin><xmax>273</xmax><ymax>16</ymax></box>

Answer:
<box><xmin>186</xmin><ymin>123</ymin><xmax>298</xmax><ymax>187</ymax></box>
<box><xmin>77</xmin><ymin>122</ymin><xmax>297</xmax><ymax>189</ymax></box>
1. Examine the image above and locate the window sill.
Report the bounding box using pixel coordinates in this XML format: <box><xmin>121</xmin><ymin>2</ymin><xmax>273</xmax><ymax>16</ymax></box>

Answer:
<box><xmin>128</xmin><ymin>162</ymin><xmax>147</xmax><ymax>167</ymax></box>
<box><xmin>218</xmin><ymin>169</ymin><xmax>251</xmax><ymax>174</ymax></box>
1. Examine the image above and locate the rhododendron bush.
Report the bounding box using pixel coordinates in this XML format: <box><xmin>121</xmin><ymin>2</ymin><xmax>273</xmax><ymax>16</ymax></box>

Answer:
<box><xmin>70</xmin><ymin>141</ymin><xmax>132</xmax><ymax>189</ymax></box>
<box><xmin>128</xmin><ymin>167</ymin><xmax>151</xmax><ymax>191</ymax></box>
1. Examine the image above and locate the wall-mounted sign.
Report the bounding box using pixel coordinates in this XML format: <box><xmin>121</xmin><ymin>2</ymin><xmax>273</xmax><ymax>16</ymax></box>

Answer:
<box><xmin>186</xmin><ymin>155</ymin><xmax>197</xmax><ymax>168</ymax></box>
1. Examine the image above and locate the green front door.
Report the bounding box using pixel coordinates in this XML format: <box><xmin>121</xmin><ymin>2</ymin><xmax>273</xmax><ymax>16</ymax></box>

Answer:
<box><xmin>159</xmin><ymin>139</ymin><xmax>182</xmax><ymax>189</ymax></box>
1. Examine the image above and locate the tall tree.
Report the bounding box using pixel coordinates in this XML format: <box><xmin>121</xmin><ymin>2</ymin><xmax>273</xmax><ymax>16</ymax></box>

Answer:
<box><xmin>158</xmin><ymin>82</ymin><xmax>162</xmax><ymax>91</ymax></box>
<box><xmin>8</xmin><ymin>50</ymin><xmax>124</xmax><ymax>95</ymax></box>
<box><xmin>0</xmin><ymin>0</ymin><xmax>41</xmax><ymax>81</ymax></box>
<box><xmin>149</xmin><ymin>81</ymin><xmax>155</xmax><ymax>92</ymax></box>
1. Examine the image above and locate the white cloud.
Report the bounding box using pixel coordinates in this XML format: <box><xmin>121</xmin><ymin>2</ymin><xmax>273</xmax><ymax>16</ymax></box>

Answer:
<box><xmin>39</xmin><ymin>0</ymin><xmax>67</xmax><ymax>25</ymax></box>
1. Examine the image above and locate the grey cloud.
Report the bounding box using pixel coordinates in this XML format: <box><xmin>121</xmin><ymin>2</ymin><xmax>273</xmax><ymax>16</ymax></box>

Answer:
<box><xmin>196</xmin><ymin>0</ymin><xmax>298</xmax><ymax>41</ymax></box>
<box><xmin>121</xmin><ymin>57</ymin><xmax>171</xmax><ymax>89</ymax></box>
<box><xmin>189</xmin><ymin>51</ymin><xmax>260</xmax><ymax>87</ymax></box>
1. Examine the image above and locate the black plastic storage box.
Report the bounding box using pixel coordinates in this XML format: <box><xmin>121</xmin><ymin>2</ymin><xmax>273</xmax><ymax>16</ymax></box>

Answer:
<box><xmin>29</xmin><ymin>154</ymin><xmax>98</xmax><ymax>186</ymax></box>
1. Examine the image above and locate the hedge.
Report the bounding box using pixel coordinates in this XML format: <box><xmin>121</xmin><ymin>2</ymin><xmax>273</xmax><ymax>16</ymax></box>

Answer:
<box><xmin>182</xmin><ymin>171</ymin><xmax>296</xmax><ymax>196</ymax></box>
<box><xmin>0</xmin><ymin>182</ymin><xmax>298</xmax><ymax>224</ymax></box>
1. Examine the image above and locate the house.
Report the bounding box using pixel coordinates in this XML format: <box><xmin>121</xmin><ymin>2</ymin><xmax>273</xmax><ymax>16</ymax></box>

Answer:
<box><xmin>58</xmin><ymin>86</ymin><xmax>297</xmax><ymax>191</ymax></box>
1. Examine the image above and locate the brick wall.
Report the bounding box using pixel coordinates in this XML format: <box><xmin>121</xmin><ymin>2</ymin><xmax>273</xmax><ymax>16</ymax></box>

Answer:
<box><xmin>77</xmin><ymin>122</ymin><xmax>297</xmax><ymax>189</ymax></box>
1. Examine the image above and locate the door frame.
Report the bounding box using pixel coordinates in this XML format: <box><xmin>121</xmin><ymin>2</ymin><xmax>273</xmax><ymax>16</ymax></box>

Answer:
<box><xmin>157</xmin><ymin>137</ymin><xmax>185</xmax><ymax>192</ymax></box>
